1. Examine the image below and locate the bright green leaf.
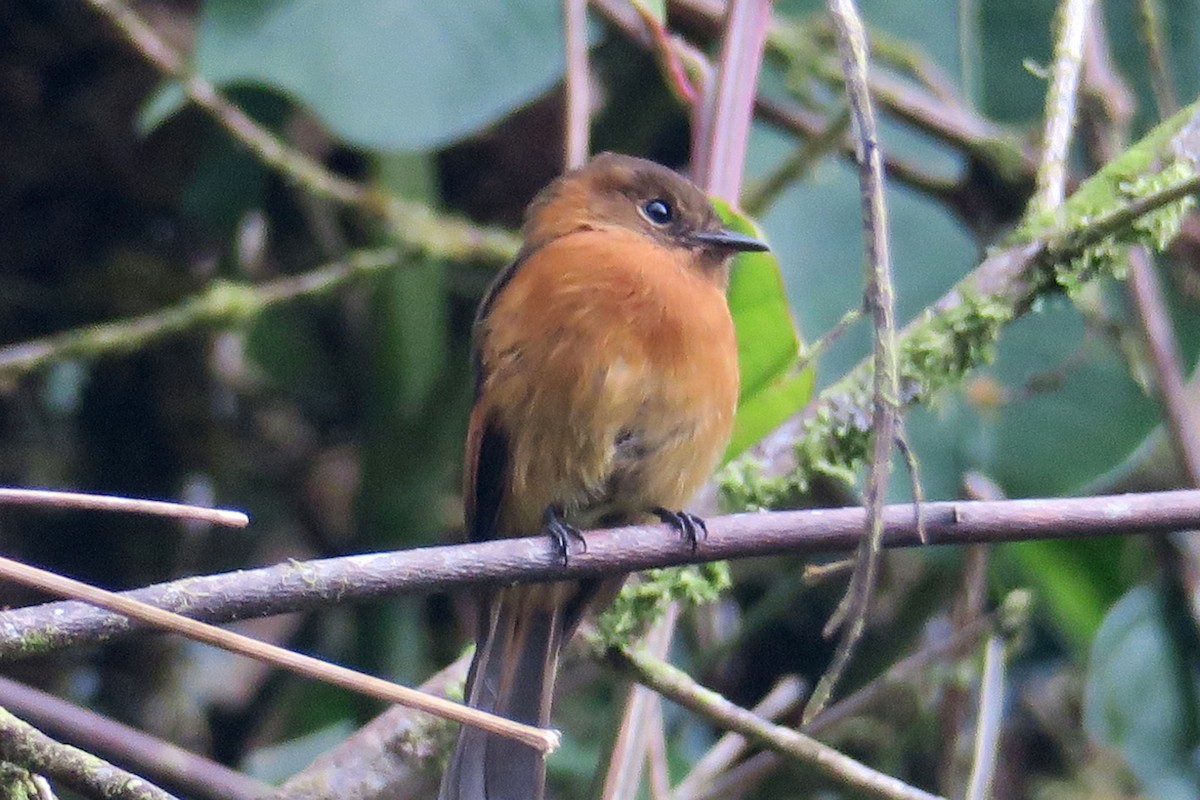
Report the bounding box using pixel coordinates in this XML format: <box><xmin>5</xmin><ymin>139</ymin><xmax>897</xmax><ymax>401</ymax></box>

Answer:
<box><xmin>712</xmin><ymin>199</ymin><xmax>814</xmax><ymax>461</ymax></box>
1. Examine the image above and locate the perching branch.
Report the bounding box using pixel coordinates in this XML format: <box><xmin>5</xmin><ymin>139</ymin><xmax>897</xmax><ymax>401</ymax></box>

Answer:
<box><xmin>1</xmin><ymin>490</ymin><xmax>1199</xmax><ymax>661</ymax></box>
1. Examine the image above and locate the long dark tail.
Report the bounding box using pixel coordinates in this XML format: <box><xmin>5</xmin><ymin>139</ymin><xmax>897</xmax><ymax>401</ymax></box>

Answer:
<box><xmin>438</xmin><ymin>585</ymin><xmax>568</xmax><ymax>800</ymax></box>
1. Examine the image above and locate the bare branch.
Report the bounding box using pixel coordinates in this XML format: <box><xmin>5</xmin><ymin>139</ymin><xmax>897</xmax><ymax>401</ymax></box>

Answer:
<box><xmin>2</xmin><ymin>490</ymin><xmax>1199</xmax><ymax>661</ymax></box>
<box><xmin>694</xmin><ymin>0</ymin><xmax>773</xmax><ymax>199</ymax></box>
<box><xmin>964</xmin><ymin>635</ymin><xmax>1005</xmax><ymax>800</ymax></box>
<box><xmin>0</xmin><ymin>489</ymin><xmax>247</xmax><ymax>529</ymax></box>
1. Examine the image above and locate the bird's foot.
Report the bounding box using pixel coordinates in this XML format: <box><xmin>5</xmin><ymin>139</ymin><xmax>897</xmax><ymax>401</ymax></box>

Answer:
<box><xmin>652</xmin><ymin>507</ymin><xmax>707</xmax><ymax>552</ymax></box>
<box><xmin>544</xmin><ymin>505</ymin><xmax>586</xmax><ymax>566</ymax></box>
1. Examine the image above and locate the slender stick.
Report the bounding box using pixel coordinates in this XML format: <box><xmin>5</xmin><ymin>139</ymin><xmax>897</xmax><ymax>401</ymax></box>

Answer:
<box><xmin>1136</xmin><ymin>0</ymin><xmax>1178</xmax><ymax>118</ymax></box>
<box><xmin>0</xmin><ymin>488</ymin><xmax>247</xmax><ymax>529</ymax></box>
<box><xmin>597</xmin><ymin>604</ymin><xmax>679</xmax><ymax>799</ymax></box>
<box><xmin>963</xmin><ymin>636</ymin><xmax>1005</xmax><ymax>800</ymax></box>
<box><xmin>563</xmin><ymin>0</ymin><xmax>591</xmax><ymax>169</ymax></box>
<box><xmin>1127</xmin><ymin>247</ymin><xmax>1200</xmax><ymax>484</ymax></box>
<box><xmin>2</xmin><ymin>490</ymin><xmax>1198</xmax><ymax>661</ymax></box>
<box><xmin>1030</xmin><ymin>0</ymin><xmax>1093</xmax><ymax>214</ymax></box>
<box><xmin>605</xmin><ymin>642</ymin><xmax>944</xmax><ymax>800</ymax></box>
<box><xmin>673</xmin><ymin>675</ymin><xmax>805</xmax><ymax>800</ymax></box>
<box><xmin>696</xmin><ymin>0</ymin><xmax>773</xmax><ymax>199</ymax></box>
<box><xmin>808</xmin><ymin>0</ymin><xmax>899</xmax><ymax>723</ymax></box>
<box><xmin>0</xmin><ymin>555</ymin><xmax>558</xmax><ymax>753</ymax></box>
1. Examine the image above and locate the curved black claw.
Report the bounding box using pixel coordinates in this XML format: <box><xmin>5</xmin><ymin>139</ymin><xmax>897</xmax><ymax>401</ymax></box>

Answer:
<box><xmin>544</xmin><ymin>505</ymin><xmax>586</xmax><ymax>566</ymax></box>
<box><xmin>652</xmin><ymin>507</ymin><xmax>708</xmax><ymax>552</ymax></box>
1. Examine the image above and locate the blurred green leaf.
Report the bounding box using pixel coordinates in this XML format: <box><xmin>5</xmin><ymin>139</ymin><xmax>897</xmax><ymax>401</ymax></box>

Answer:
<box><xmin>1084</xmin><ymin>584</ymin><xmax>1200</xmax><ymax>800</ymax></box>
<box><xmin>630</xmin><ymin>0</ymin><xmax>667</xmax><ymax>24</ymax></box>
<box><xmin>713</xmin><ymin>199</ymin><xmax>814</xmax><ymax>460</ymax></box>
<box><xmin>144</xmin><ymin>0</ymin><xmax>567</xmax><ymax>149</ymax></box>
<box><xmin>999</xmin><ymin>537</ymin><xmax>1127</xmax><ymax>645</ymax></box>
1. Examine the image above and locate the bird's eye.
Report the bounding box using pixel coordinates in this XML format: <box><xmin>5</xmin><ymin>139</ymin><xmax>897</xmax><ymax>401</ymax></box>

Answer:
<box><xmin>641</xmin><ymin>198</ymin><xmax>674</xmax><ymax>225</ymax></box>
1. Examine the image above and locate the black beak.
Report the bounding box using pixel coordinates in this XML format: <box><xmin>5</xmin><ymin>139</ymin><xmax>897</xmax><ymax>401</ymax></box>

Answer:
<box><xmin>690</xmin><ymin>228</ymin><xmax>770</xmax><ymax>253</ymax></box>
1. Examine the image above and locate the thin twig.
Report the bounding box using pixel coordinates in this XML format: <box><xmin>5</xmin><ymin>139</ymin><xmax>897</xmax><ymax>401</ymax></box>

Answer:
<box><xmin>964</xmin><ymin>635</ymin><xmax>1005</xmax><ymax>800</ymax></box>
<box><xmin>674</xmin><ymin>676</ymin><xmax>805</xmax><ymax>800</ymax></box>
<box><xmin>2</xmin><ymin>490</ymin><xmax>1198</xmax><ymax>660</ymax></box>
<box><xmin>0</xmin><ymin>707</ymin><xmax>179</xmax><ymax>800</ymax></box>
<box><xmin>0</xmin><ymin>488</ymin><xmax>247</xmax><ymax>529</ymax></box>
<box><xmin>695</xmin><ymin>0</ymin><xmax>773</xmax><ymax>199</ymax></box>
<box><xmin>688</xmin><ymin>610</ymin><xmax>1006</xmax><ymax>800</ymax></box>
<box><xmin>1136</xmin><ymin>0</ymin><xmax>1178</xmax><ymax>118</ymax></box>
<box><xmin>807</xmin><ymin>0</ymin><xmax>900</xmax><ymax>724</ymax></box>
<box><xmin>601</xmin><ymin>640</ymin><xmax>944</xmax><ymax>800</ymax></box>
<box><xmin>1030</xmin><ymin>0</ymin><xmax>1093</xmax><ymax>214</ymax></box>
<box><xmin>1127</xmin><ymin>247</ymin><xmax>1200</xmax><ymax>483</ymax></box>
<box><xmin>598</xmin><ymin>604</ymin><xmax>680</xmax><ymax>799</ymax></box>
<box><xmin>0</xmin><ymin>676</ymin><xmax>268</xmax><ymax>800</ymax></box>
<box><xmin>563</xmin><ymin>0</ymin><xmax>590</xmax><ymax>170</ymax></box>
<box><xmin>625</xmin><ymin>0</ymin><xmax>700</xmax><ymax>104</ymax></box>
<box><xmin>0</xmin><ymin>246</ymin><xmax>514</xmax><ymax>381</ymax></box>
<box><xmin>0</xmin><ymin>555</ymin><xmax>558</xmax><ymax>754</ymax></box>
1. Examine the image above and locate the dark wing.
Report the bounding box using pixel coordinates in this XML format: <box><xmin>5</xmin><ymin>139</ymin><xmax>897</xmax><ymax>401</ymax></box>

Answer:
<box><xmin>462</xmin><ymin>403</ymin><xmax>507</xmax><ymax>543</ymax></box>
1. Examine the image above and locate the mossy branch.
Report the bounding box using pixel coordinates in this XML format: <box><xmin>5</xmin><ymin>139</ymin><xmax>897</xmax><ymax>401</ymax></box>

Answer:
<box><xmin>594</xmin><ymin>637</ymin><xmax>944</xmax><ymax>800</ymax></box>
<box><xmin>0</xmin><ymin>707</ymin><xmax>178</xmax><ymax>800</ymax></box>
<box><xmin>0</xmin><ymin>245</ymin><xmax>516</xmax><ymax>381</ymax></box>
<box><xmin>726</xmin><ymin>101</ymin><xmax>1200</xmax><ymax>508</ymax></box>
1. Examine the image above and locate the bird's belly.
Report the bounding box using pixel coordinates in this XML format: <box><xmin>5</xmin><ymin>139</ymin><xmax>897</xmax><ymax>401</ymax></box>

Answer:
<box><xmin>500</xmin><ymin>351</ymin><xmax>736</xmax><ymax>533</ymax></box>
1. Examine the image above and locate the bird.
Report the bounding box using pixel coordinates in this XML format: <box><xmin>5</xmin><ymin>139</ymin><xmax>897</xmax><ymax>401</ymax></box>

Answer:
<box><xmin>438</xmin><ymin>152</ymin><xmax>768</xmax><ymax>800</ymax></box>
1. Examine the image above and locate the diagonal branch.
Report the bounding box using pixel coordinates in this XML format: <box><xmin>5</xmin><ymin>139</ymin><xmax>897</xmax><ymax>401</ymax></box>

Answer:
<box><xmin>81</xmin><ymin>0</ymin><xmax>517</xmax><ymax>263</ymax></box>
<box><xmin>0</xmin><ymin>706</ymin><xmax>179</xmax><ymax>800</ymax></box>
<box><xmin>600</xmin><ymin>638</ymin><xmax>943</xmax><ymax>800</ymax></box>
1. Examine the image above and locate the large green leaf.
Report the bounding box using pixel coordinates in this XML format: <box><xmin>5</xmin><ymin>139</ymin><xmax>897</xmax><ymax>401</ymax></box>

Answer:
<box><xmin>144</xmin><ymin>0</ymin><xmax>566</xmax><ymax>150</ymax></box>
<box><xmin>1084</xmin><ymin>585</ymin><xmax>1200</xmax><ymax>800</ymax></box>
<box><xmin>713</xmin><ymin>199</ymin><xmax>814</xmax><ymax>461</ymax></box>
